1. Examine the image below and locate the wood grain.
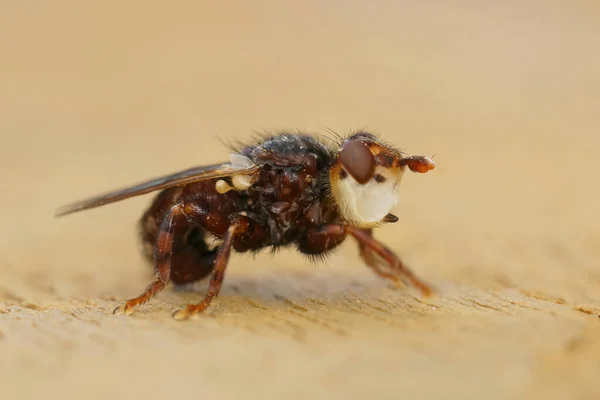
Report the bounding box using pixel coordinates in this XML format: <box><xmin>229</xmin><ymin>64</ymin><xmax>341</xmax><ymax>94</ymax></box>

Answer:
<box><xmin>1</xmin><ymin>1</ymin><xmax>600</xmax><ymax>399</ymax></box>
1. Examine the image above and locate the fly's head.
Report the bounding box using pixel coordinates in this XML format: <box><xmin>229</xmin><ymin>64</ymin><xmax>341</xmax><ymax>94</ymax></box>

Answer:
<box><xmin>328</xmin><ymin>132</ymin><xmax>435</xmax><ymax>228</ymax></box>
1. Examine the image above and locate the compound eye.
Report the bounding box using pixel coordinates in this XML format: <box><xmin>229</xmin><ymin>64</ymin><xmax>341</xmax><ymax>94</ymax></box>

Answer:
<box><xmin>339</xmin><ymin>139</ymin><xmax>376</xmax><ymax>184</ymax></box>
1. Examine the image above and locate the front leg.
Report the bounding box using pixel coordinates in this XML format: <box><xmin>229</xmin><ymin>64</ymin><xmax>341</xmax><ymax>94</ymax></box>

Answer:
<box><xmin>346</xmin><ymin>226</ymin><xmax>432</xmax><ymax>296</ymax></box>
<box><xmin>355</xmin><ymin>228</ymin><xmax>409</xmax><ymax>287</ymax></box>
<box><xmin>299</xmin><ymin>225</ymin><xmax>432</xmax><ymax>297</ymax></box>
<box><xmin>358</xmin><ymin>228</ymin><xmax>403</xmax><ymax>286</ymax></box>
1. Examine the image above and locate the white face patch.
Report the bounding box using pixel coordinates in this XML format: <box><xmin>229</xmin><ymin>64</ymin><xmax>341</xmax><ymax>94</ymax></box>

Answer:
<box><xmin>330</xmin><ymin>166</ymin><xmax>405</xmax><ymax>227</ymax></box>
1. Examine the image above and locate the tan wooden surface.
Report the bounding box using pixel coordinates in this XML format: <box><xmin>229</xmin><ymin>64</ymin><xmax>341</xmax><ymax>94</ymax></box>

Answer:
<box><xmin>1</xmin><ymin>2</ymin><xmax>599</xmax><ymax>399</ymax></box>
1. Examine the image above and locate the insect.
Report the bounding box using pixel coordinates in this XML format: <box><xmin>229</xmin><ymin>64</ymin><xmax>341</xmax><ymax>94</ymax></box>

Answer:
<box><xmin>56</xmin><ymin>130</ymin><xmax>436</xmax><ymax>320</ymax></box>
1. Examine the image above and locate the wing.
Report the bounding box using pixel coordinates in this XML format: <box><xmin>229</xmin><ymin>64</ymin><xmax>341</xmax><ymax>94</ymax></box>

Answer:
<box><xmin>55</xmin><ymin>159</ymin><xmax>260</xmax><ymax>217</ymax></box>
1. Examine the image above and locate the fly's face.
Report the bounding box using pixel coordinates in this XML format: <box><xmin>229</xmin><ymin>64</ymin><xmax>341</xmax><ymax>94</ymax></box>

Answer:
<box><xmin>329</xmin><ymin>134</ymin><xmax>434</xmax><ymax>228</ymax></box>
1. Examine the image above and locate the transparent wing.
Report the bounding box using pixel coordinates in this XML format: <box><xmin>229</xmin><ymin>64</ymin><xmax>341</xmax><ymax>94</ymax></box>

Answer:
<box><xmin>55</xmin><ymin>160</ymin><xmax>259</xmax><ymax>217</ymax></box>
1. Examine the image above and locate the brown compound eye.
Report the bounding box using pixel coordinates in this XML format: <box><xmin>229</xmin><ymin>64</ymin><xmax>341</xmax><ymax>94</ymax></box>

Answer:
<box><xmin>339</xmin><ymin>139</ymin><xmax>376</xmax><ymax>184</ymax></box>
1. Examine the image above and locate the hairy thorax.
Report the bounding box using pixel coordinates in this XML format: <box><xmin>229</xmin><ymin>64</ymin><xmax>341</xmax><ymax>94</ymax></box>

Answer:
<box><xmin>243</xmin><ymin>165</ymin><xmax>330</xmax><ymax>245</ymax></box>
<box><xmin>238</xmin><ymin>134</ymin><xmax>339</xmax><ymax>246</ymax></box>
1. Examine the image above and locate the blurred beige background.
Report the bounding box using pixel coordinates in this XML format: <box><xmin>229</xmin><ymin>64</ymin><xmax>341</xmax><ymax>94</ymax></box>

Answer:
<box><xmin>1</xmin><ymin>1</ymin><xmax>599</xmax><ymax>399</ymax></box>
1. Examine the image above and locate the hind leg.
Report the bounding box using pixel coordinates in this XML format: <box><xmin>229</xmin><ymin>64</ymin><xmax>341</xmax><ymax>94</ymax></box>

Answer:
<box><xmin>113</xmin><ymin>202</ymin><xmax>213</xmax><ymax>315</ymax></box>
<box><xmin>138</xmin><ymin>188</ymin><xmax>217</xmax><ymax>286</ymax></box>
<box><xmin>113</xmin><ymin>203</ymin><xmax>183</xmax><ymax>315</ymax></box>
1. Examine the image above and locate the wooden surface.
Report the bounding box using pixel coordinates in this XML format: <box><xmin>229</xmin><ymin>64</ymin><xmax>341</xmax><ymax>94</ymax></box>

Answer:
<box><xmin>1</xmin><ymin>2</ymin><xmax>599</xmax><ymax>399</ymax></box>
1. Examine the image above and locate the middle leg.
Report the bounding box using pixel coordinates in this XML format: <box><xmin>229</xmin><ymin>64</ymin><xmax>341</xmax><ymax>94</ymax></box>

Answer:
<box><xmin>172</xmin><ymin>216</ymin><xmax>250</xmax><ymax>320</ymax></box>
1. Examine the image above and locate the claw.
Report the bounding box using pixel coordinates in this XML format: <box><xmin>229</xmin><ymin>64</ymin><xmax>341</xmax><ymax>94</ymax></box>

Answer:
<box><xmin>112</xmin><ymin>303</ymin><xmax>136</xmax><ymax>316</ymax></box>
<box><xmin>389</xmin><ymin>277</ymin><xmax>408</xmax><ymax>290</ymax></box>
<box><xmin>417</xmin><ymin>283</ymin><xmax>434</xmax><ymax>298</ymax></box>
<box><xmin>172</xmin><ymin>307</ymin><xmax>193</xmax><ymax>321</ymax></box>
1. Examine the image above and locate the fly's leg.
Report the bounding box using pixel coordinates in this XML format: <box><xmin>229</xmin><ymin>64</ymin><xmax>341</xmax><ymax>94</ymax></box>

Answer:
<box><xmin>113</xmin><ymin>202</ymin><xmax>204</xmax><ymax>315</ymax></box>
<box><xmin>305</xmin><ymin>225</ymin><xmax>432</xmax><ymax>296</ymax></box>
<box><xmin>172</xmin><ymin>217</ymin><xmax>248</xmax><ymax>320</ymax></box>
<box><xmin>346</xmin><ymin>226</ymin><xmax>432</xmax><ymax>296</ymax></box>
<box><xmin>355</xmin><ymin>228</ymin><xmax>408</xmax><ymax>288</ymax></box>
<box><xmin>296</xmin><ymin>224</ymin><xmax>400</xmax><ymax>284</ymax></box>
